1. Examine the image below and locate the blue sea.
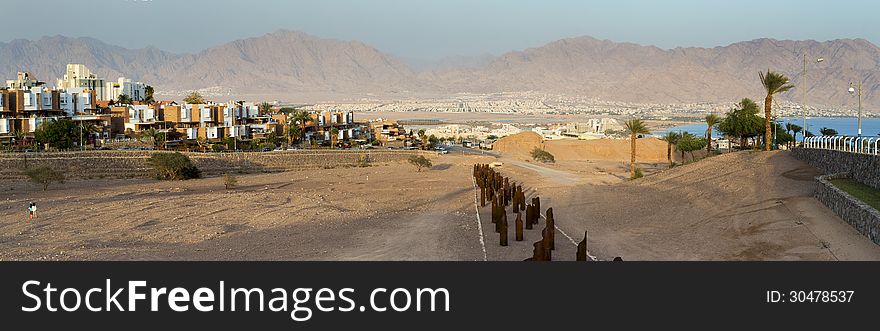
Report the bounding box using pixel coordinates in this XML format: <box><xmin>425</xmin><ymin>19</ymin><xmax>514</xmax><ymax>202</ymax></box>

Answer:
<box><xmin>653</xmin><ymin>117</ymin><xmax>880</xmax><ymax>137</ymax></box>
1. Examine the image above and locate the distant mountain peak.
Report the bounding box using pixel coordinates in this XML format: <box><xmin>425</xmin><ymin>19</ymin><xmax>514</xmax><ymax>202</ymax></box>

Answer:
<box><xmin>0</xmin><ymin>33</ymin><xmax>877</xmax><ymax>109</ymax></box>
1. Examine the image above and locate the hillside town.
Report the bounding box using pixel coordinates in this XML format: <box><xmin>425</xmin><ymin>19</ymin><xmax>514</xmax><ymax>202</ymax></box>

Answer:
<box><xmin>0</xmin><ymin>64</ymin><xmax>418</xmax><ymax>151</ymax></box>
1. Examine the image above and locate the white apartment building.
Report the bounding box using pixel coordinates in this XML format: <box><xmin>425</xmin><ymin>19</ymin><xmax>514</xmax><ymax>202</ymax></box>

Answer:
<box><xmin>106</xmin><ymin>77</ymin><xmax>147</xmax><ymax>101</ymax></box>
<box><xmin>56</xmin><ymin>64</ymin><xmax>107</xmax><ymax>100</ymax></box>
<box><xmin>59</xmin><ymin>88</ymin><xmax>96</xmax><ymax>116</ymax></box>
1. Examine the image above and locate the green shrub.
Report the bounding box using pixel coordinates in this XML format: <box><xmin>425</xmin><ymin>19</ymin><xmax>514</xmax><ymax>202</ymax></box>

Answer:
<box><xmin>23</xmin><ymin>166</ymin><xmax>65</xmax><ymax>190</ymax></box>
<box><xmin>222</xmin><ymin>173</ymin><xmax>237</xmax><ymax>190</ymax></box>
<box><xmin>530</xmin><ymin>148</ymin><xmax>555</xmax><ymax>163</ymax></box>
<box><xmin>632</xmin><ymin>168</ymin><xmax>644</xmax><ymax>179</ymax></box>
<box><xmin>408</xmin><ymin>155</ymin><xmax>432</xmax><ymax>172</ymax></box>
<box><xmin>147</xmin><ymin>152</ymin><xmax>201</xmax><ymax>180</ymax></box>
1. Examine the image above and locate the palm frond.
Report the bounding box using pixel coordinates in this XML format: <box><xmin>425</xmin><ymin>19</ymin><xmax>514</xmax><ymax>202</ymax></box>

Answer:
<box><xmin>624</xmin><ymin>118</ymin><xmax>651</xmax><ymax>135</ymax></box>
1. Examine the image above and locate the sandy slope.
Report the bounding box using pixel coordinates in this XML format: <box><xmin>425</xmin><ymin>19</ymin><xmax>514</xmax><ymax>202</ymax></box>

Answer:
<box><xmin>493</xmin><ymin>132</ymin><xmax>673</xmax><ymax>163</ymax></box>
<box><xmin>500</xmin><ymin>151</ymin><xmax>880</xmax><ymax>261</ymax></box>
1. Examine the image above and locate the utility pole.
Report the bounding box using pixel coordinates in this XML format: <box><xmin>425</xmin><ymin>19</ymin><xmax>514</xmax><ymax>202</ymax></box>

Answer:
<box><xmin>803</xmin><ymin>55</ymin><xmax>824</xmax><ymax>144</ymax></box>
<box><xmin>850</xmin><ymin>81</ymin><xmax>862</xmax><ymax>137</ymax></box>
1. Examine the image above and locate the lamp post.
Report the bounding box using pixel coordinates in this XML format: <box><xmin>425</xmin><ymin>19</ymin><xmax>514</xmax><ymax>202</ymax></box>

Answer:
<box><xmin>849</xmin><ymin>81</ymin><xmax>862</xmax><ymax>137</ymax></box>
<box><xmin>802</xmin><ymin>55</ymin><xmax>824</xmax><ymax>143</ymax></box>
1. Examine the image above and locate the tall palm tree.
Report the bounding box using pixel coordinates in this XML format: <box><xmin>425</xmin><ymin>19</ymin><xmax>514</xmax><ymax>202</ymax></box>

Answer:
<box><xmin>704</xmin><ymin>114</ymin><xmax>721</xmax><ymax>153</ymax></box>
<box><xmin>759</xmin><ymin>70</ymin><xmax>795</xmax><ymax>151</ymax></box>
<box><xmin>624</xmin><ymin>119</ymin><xmax>651</xmax><ymax>179</ymax></box>
<box><xmin>660</xmin><ymin>131</ymin><xmax>681</xmax><ymax>167</ymax></box>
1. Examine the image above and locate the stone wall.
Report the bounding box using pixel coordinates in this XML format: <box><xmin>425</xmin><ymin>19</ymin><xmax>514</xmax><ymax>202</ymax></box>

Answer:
<box><xmin>791</xmin><ymin>148</ymin><xmax>880</xmax><ymax>189</ymax></box>
<box><xmin>0</xmin><ymin>150</ymin><xmax>432</xmax><ymax>180</ymax></box>
<box><xmin>815</xmin><ymin>173</ymin><xmax>880</xmax><ymax>245</ymax></box>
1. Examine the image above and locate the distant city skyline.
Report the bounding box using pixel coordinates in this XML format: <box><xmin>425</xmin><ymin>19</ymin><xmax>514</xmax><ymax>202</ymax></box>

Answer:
<box><xmin>2</xmin><ymin>0</ymin><xmax>878</xmax><ymax>60</ymax></box>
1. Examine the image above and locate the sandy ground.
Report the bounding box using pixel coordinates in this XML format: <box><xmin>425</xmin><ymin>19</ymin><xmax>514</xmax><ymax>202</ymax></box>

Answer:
<box><xmin>495</xmin><ymin>150</ymin><xmax>880</xmax><ymax>261</ymax></box>
<box><xmin>0</xmin><ymin>154</ymin><xmax>492</xmax><ymax>261</ymax></box>
<box><xmin>2</xmin><ymin>143</ymin><xmax>877</xmax><ymax>261</ymax></box>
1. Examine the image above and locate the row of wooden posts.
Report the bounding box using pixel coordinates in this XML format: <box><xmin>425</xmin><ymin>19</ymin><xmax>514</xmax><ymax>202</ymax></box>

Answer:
<box><xmin>474</xmin><ymin>164</ymin><xmax>590</xmax><ymax>261</ymax></box>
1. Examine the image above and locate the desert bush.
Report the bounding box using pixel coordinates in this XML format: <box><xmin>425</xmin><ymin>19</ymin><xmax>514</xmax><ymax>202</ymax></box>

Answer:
<box><xmin>530</xmin><ymin>148</ymin><xmax>555</xmax><ymax>163</ymax></box>
<box><xmin>222</xmin><ymin>173</ymin><xmax>237</xmax><ymax>190</ymax></box>
<box><xmin>408</xmin><ymin>155</ymin><xmax>433</xmax><ymax>172</ymax></box>
<box><xmin>23</xmin><ymin>166</ymin><xmax>65</xmax><ymax>190</ymax></box>
<box><xmin>356</xmin><ymin>155</ymin><xmax>371</xmax><ymax>167</ymax></box>
<box><xmin>632</xmin><ymin>168</ymin><xmax>644</xmax><ymax>180</ymax></box>
<box><xmin>147</xmin><ymin>152</ymin><xmax>201</xmax><ymax>180</ymax></box>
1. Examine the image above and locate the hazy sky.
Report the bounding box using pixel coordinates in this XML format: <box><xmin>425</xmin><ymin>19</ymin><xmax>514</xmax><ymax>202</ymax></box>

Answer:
<box><xmin>2</xmin><ymin>0</ymin><xmax>877</xmax><ymax>60</ymax></box>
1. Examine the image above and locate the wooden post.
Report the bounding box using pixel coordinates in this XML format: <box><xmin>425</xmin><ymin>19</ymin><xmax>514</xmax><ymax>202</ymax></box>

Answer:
<box><xmin>500</xmin><ymin>212</ymin><xmax>508</xmax><ymax>246</ymax></box>
<box><xmin>525</xmin><ymin>204</ymin><xmax>534</xmax><ymax>230</ymax></box>
<box><xmin>515</xmin><ymin>212</ymin><xmax>524</xmax><ymax>241</ymax></box>
<box><xmin>530</xmin><ymin>240</ymin><xmax>546</xmax><ymax>261</ymax></box>
<box><xmin>576</xmin><ymin>231</ymin><xmax>588</xmax><ymax>261</ymax></box>
<box><xmin>541</xmin><ymin>227</ymin><xmax>552</xmax><ymax>261</ymax></box>
<box><xmin>546</xmin><ymin>207</ymin><xmax>556</xmax><ymax>251</ymax></box>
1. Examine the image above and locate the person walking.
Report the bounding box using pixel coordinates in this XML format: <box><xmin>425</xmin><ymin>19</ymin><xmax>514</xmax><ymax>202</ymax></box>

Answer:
<box><xmin>28</xmin><ymin>202</ymin><xmax>36</xmax><ymax>220</ymax></box>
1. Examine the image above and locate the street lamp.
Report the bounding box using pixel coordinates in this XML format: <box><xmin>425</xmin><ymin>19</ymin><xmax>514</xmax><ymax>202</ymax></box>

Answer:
<box><xmin>849</xmin><ymin>81</ymin><xmax>862</xmax><ymax>137</ymax></box>
<box><xmin>802</xmin><ymin>55</ymin><xmax>824</xmax><ymax>143</ymax></box>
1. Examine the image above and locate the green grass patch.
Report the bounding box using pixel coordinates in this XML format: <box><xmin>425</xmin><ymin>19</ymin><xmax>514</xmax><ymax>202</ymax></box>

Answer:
<box><xmin>829</xmin><ymin>178</ymin><xmax>880</xmax><ymax>211</ymax></box>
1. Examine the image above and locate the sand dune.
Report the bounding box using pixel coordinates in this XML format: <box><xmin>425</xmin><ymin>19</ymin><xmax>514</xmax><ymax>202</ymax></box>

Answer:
<box><xmin>493</xmin><ymin>132</ymin><xmax>671</xmax><ymax>163</ymax></box>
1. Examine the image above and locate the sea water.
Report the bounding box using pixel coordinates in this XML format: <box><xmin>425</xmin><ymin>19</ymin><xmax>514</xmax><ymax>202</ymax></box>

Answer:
<box><xmin>654</xmin><ymin>117</ymin><xmax>880</xmax><ymax>138</ymax></box>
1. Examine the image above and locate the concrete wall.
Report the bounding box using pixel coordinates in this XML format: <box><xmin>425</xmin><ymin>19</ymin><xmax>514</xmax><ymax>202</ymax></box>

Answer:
<box><xmin>0</xmin><ymin>150</ymin><xmax>432</xmax><ymax>180</ymax></box>
<box><xmin>791</xmin><ymin>148</ymin><xmax>880</xmax><ymax>189</ymax></box>
<box><xmin>815</xmin><ymin>173</ymin><xmax>880</xmax><ymax>245</ymax></box>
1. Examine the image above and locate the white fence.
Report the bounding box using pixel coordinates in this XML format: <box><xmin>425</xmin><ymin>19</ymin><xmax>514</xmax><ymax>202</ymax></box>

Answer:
<box><xmin>803</xmin><ymin>136</ymin><xmax>879</xmax><ymax>155</ymax></box>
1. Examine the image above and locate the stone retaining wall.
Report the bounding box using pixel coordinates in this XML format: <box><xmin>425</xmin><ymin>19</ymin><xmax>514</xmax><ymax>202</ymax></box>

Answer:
<box><xmin>0</xmin><ymin>150</ymin><xmax>432</xmax><ymax>180</ymax></box>
<box><xmin>815</xmin><ymin>173</ymin><xmax>880</xmax><ymax>245</ymax></box>
<box><xmin>792</xmin><ymin>148</ymin><xmax>880</xmax><ymax>189</ymax></box>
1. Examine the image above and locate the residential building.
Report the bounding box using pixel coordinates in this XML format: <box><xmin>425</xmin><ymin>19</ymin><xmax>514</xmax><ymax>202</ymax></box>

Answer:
<box><xmin>106</xmin><ymin>77</ymin><xmax>147</xmax><ymax>101</ymax></box>
<box><xmin>370</xmin><ymin>119</ymin><xmax>408</xmax><ymax>147</ymax></box>
<box><xmin>5</xmin><ymin>71</ymin><xmax>43</xmax><ymax>90</ymax></box>
<box><xmin>56</xmin><ymin>64</ymin><xmax>107</xmax><ymax>100</ymax></box>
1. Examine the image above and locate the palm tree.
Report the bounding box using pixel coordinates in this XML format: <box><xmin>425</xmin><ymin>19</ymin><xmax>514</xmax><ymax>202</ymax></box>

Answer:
<box><xmin>286</xmin><ymin>124</ymin><xmax>301</xmax><ymax>146</ymax></box>
<box><xmin>330</xmin><ymin>127</ymin><xmax>340</xmax><ymax>148</ymax></box>
<box><xmin>624</xmin><ymin>119</ymin><xmax>651</xmax><ymax>179</ymax></box>
<box><xmin>660</xmin><ymin>131</ymin><xmax>681</xmax><ymax>167</ymax></box>
<box><xmin>12</xmin><ymin>130</ymin><xmax>25</xmax><ymax>150</ymax></box>
<box><xmin>259</xmin><ymin>102</ymin><xmax>272</xmax><ymax>114</ymax></box>
<box><xmin>759</xmin><ymin>70</ymin><xmax>795</xmax><ymax>151</ymax></box>
<box><xmin>820</xmin><ymin>127</ymin><xmax>838</xmax><ymax>136</ymax></box>
<box><xmin>290</xmin><ymin>110</ymin><xmax>312</xmax><ymax>146</ymax></box>
<box><xmin>785</xmin><ymin>123</ymin><xmax>803</xmax><ymax>148</ymax></box>
<box><xmin>142</xmin><ymin>128</ymin><xmax>159</xmax><ymax>146</ymax></box>
<box><xmin>704</xmin><ymin>114</ymin><xmax>721</xmax><ymax>153</ymax></box>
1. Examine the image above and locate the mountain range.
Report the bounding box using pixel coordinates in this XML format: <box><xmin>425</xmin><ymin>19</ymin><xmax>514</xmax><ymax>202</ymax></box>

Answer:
<box><xmin>1</xmin><ymin>30</ymin><xmax>877</xmax><ymax>110</ymax></box>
